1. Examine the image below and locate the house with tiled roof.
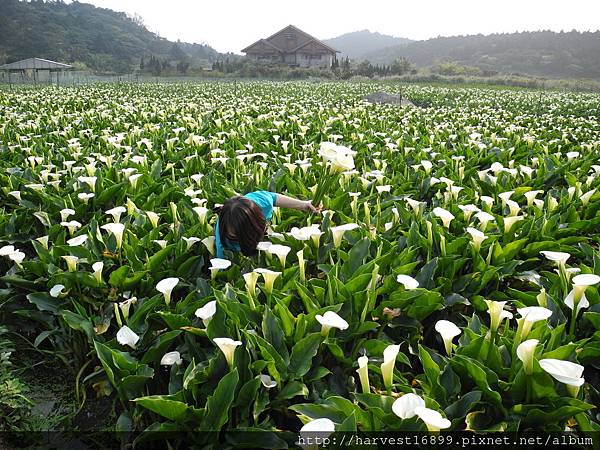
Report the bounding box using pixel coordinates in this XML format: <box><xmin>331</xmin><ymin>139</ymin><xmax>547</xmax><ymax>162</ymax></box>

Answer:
<box><xmin>242</xmin><ymin>25</ymin><xmax>339</xmax><ymax>68</ymax></box>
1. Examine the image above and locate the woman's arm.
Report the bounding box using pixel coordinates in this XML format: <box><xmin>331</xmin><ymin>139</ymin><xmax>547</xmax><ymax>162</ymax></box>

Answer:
<box><xmin>275</xmin><ymin>194</ymin><xmax>321</xmax><ymax>213</ymax></box>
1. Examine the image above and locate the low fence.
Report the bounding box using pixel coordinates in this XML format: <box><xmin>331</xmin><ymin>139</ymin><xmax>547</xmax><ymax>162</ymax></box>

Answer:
<box><xmin>0</xmin><ymin>71</ymin><xmax>160</xmax><ymax>86</ymax></box>
<box><xmin>0</xmin><ymin>71</ymin><xmax>332</xmax><ymax>87</ymax></box>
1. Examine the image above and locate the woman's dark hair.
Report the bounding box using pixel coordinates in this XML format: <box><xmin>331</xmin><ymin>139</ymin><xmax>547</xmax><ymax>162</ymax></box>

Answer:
<box><xmin>217</xmin><ymin>196</ymin><xmax>266</xmax><ymax>256</ymax></box>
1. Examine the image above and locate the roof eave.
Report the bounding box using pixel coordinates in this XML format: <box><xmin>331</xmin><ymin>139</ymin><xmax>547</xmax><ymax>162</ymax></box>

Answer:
<box><xmin>292</xmin><ymin>39</ymin><xmax>339</xmax><ymax>54</ymax></box>
<box><xmin>241</xmin><ymin>39</ymin><xmax>283</xmax><ymax>54</ymax></box>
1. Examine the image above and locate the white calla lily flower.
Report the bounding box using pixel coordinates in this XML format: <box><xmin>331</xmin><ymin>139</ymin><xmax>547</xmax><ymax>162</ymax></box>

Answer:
<box><xmin>106</xmin><ymin>206</ymin><xmax>126</xmax><ymax>223</ymax></box>
<box><xmin>77</xmin><ymin>192</ymin><xmax>95</xmax><ymax>205</ymax></box>
<box><xmin>116</xmin><ymin>325</ymin><xmax>140</xmax><ymax>349</ymax></box>
<box><xmin>183</xmin><ymin>236</ymin><xmax>201</xmax><ymax>250</ymax></box>
<box><xmin>253</xmin><ymin>268</ymin><xmax>281</xmax><ymax>294</ymax></box>
<box><xmin>36</xmin><ymin>235</ymin><xmax>49</xmax><ymax>250</ymax></box>
<box><xmin>256</xmin><ymin>241</ymin><xmax>273</xmax><ymax>252</ymax></box>
<box><xmin>8</xmin><ymin>250</ymin><xmax>25</xmax><ymax>266</ymax></box>
<box><xmin>156</xmin><ymin>277</ymin><xmax>179</xmax><ymax>305</ymax></box>
<box><xmin>209</xmin><ymin>258</ymin><xmax>231</xmax><ymax>279</ymax></box>
<box><xmin>195</xmin><ymin>300</ymin><xmax>217</xmax><ymax>324</ymax></box>
<box><xmin>381</xmin><ymin>344</ymin><xmax>401</xmax><ymax>392</ymax></box>
<box><xmin>392</xmin><ymin>393</ymin><xmax>425</xmax><ymax>420</ymax></box>
<box><xmin>50</xmin><ymin>284</ymin><xmax>66</xmax><ymax>298</ymax></box>
<box><xmin>101</xmin><ymin>223</ymin><xmax>125</xmax><ymax>249</ymax></box>
<box><xmin>565</xmin><ymin>273</ymin><xmax>600</xmax><ymax>315</ymax></box>
<box><xmin>213</xmin><ymin>337</ymin><xmax>242</xmax><ymax>368</ymax></box>
<box><xmin>316</xmin><ymin>311</ymin><xmax>349</xmax><ymax>337</ymax></box>
<box><xmin>146</xmin><ymin>211</ymin><xmax>160</xmax><ymax>228</ymax></box>
<box><xmin>202</xmin><ymin>236</ymin><xmax>215</xmax><ymax>256</ymax></box>
<box><xmin>540</xmin><ymin>251</ymin><xmax>570</xmax><ymax>266</ymax></box>
<box><xmin>484</xmin><ymin>300</ymin><xmax>508</xmax><ymax>335</ymax></box>
<box><xmin>193</xmin><ymin>206</ymin><xmax>209</xmax><ymax>226</ymax></box>
<box><xmin>505</xmin><ymin>199</ymin><xmax>521</xmax><ymax>216</ymax></box>
<box><xmin>78</xmin><ymin>176</ymin><xmax>97</xmax><ymax>192</ymax></box>
<box><xmin>498</xmin><ymin>190</ymin><xmax>514</xmax><ymax>206</ymax></box>
<box><xmin>67</xmin><ymin>234</ymin><xmax>88</xmax><ymax>247</ymax></box>
<box><xmin>396</xmin><ymin>274</ymin><xmax>419</xmax><ymax>290</ymax></box>
<box><xmin>243</xmin><ymin>271</ymin><xmax>260</xmax><ymax>299</ymax></box>
<box><xmin>503</xmin><ymin>215</ymin><xmax>525</xmax><ymax>233</ymax></box>
<box><xmin>435</xmin><ymin>320</ymin><xmax>461</xmax><ymax>355</ymax></box>
<box><xmin>524</xmin><ymin>190</ymin><xmax>543</xmax><ymax>206</ymax></box>
<box><xmin>356</xmin><ymin>355</ymin><xmax>370</xmax><ymax>393</ymax></box>
<box><xmin>539</xmin><ymin>358</ymin><xmax>585</xmax><ymax>397</ymax></box>
<box><xmin>61</xmin><ymin>220</ymin><xmax>82</xmax><ymax>235</ymax></box>
<box><xmin>0</xmin><ymin>245</ymin><xmax>15</xmax><ymax>256</ymax></box>
<box><xmin>62</xmin><ymin>255</ymin><xmax>78</xmax><ymax>272</ymax></box>
<box><xmin>432</xmin><ymin>207</ymin><xmax>454</xmax><ymax>229</ymax></box>
<box><xmin>458</xmin><ymin>204</ymin><xmax>480</xmax><ymax>221</ymax></box>
<box><xmin>517</xmin><ymin>307</ymin><xmax>552</xmax><ymax>339</ymax></box>
<box><xmin>161</xmin><ymin>351</ymin><xmax>183</xmax><ymax>366</ymax></box>
<box><xmin>297</xmin><ymin>249</ymin><xmax>306</xmax><ymax>282</ymax></box>
<box><xmin>290</xmin><ymin>225</ymin><xmax>323</xmax><ymax>245</ymax></box>
<box><xmin>60</xmin><ymin>208</ymin><xmax>75</xmax><ymax>222</ymax></box>
<box><xmin>299</xmin><ymin>417</ymin><xmax>335</xmax><ymax>434</ymax></box>
<box><xmin>260</xmin><ymin>374</ymin><xmax>277</xmax><ymax>389</ymax></box>
<box><xmin>154</xmin><ymin>239</ymin><xmax>168</xmax><ymax>249</ymax></box>
<box><xmin>330</xmin><ymin>223</ymin><xmax>359</xmax><ymax>248</ymax></box>
<box><xmin>267</xmin><ymin>244</ymin><xmax>291</xmax><ymax>268</ymax></box>
<box><xmin>119</xmin><ymin>296</ymin><xmax>137</xmax><ymax>321</ymax></box>
<box><xmin>414</xmin><ymin>406</ymin><xmax>451</xmax><ymax>431</ymax></box>
<box><xmin>474</xmin><ymin>211</ymin><xmax>495</xmax><ymax>231</ymax></box>
<box><xmin>580</xmin><ymin>188</ymin><xmax>596</xmax><ymax>206</ymax></box>
<box><xmin>516</xmin><ymin>339</ymin><xmax>538</xmax><ymax>375</ymax></box>
<box><xmin>466</xmin><ymin>227</ymin><xmax>487</xmax><ymax>251</ymax></box>
<box><xmin>92</xmin><ymin>262</ymin><xmax>104</xmax><ymax>283</ymax></box>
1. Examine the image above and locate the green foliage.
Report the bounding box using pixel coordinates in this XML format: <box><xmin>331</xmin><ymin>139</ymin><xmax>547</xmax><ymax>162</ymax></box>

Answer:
<box><xmin>0</xmin><ymin>327</ymin><xmax>34</xmax><ymax>432</ymax></box>
<box><xmin>0</xmin><ymin>82</ymin><xmax>599</xmax><ymax>444</ymax></box>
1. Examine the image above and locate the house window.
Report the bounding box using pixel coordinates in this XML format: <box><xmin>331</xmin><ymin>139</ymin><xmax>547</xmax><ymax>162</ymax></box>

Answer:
<box><xmin>310</xmin><ymin>54</ymin><xmax>322</xmax><ymax>60</ymax></box>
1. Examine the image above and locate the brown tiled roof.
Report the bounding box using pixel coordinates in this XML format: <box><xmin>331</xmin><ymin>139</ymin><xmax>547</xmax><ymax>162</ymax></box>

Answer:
<box><xmin>242</xmin><ymin>25</ymin><xmax>339</xmax><ymax>54</ymax></box>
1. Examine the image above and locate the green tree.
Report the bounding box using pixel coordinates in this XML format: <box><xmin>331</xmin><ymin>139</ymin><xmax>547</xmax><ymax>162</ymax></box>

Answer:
<box><xmin>390</xmin><ymin>57</ymin><xmax>413</xmax><ymax>75</ymax></box>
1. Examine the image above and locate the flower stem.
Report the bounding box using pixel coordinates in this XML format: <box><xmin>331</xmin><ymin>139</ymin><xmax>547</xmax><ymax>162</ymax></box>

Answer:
<box><xmin>568</xmin><ymin>308</ymin><xmax>577</xmax><ymax>340</ymax></box>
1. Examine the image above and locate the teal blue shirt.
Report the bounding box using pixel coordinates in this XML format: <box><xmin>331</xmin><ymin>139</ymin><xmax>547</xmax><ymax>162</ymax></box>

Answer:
<box><xmin>214</xmin><ymin>191</ymin><xmax>277</xmax><ymax>258</ymax></box>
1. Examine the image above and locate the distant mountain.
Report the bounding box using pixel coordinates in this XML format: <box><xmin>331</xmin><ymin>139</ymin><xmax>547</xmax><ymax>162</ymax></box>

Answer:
<box><xmin>0</xmin><ymin>0</ymin><xmax>221</xmax><ymax>73</ymax></box>
<box><xmin>323</xmin><ymin>30</ymin><xmax>412</xmax><ymax>60</ymax></box>
<box><xmin>364</xmin><ymin>30</ymin><xmax>600</xmax><ymax>79</ymax></box>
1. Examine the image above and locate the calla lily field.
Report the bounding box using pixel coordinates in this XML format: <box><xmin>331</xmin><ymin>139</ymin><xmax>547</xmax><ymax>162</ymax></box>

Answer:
<box><xmin>1</xmin><ymin>82</ymin><xmax>600</xmax><ymax>445</ymax></box>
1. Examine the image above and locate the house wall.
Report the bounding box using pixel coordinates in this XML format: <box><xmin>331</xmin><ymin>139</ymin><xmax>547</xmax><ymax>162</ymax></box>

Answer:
<box><xmin>247</xmin><ymin>53</ymin><xmax>282</xmax><ymax>63</ymax></box>
<box><xmin>296</xmin><ymin>52</ymin><xmax>333</xmax><ymax>68</ymax></box>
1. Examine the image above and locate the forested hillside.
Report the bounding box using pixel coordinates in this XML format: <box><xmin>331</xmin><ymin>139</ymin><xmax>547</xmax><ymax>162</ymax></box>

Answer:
<box><xmin>0</xmin><ymin>0</ymin><xmax>221</xmax><ymax>73</ymax></box>
<box><xmin>364</xmin><ymin>30</ymin><xmax>600</xmax><ymax>79</ymax></box>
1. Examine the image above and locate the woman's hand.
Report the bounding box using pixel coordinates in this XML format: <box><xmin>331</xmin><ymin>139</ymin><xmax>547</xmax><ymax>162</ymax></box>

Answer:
<box><xmin>274</xmin><ymin>194</ymin><xmax>322</xmax><ymax>213</ymax></box>
<box><xmin>303</xmin><ymin>200</ymin><xmax>322</xmax><ymax>214</ymax></box>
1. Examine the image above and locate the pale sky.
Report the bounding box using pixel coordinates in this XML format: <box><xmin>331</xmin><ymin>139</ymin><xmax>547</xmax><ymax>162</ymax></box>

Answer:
<box><xmin>72</xmin><ymin>0</ymin><xmax>599</xmax><ymax>54</ymax></box>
